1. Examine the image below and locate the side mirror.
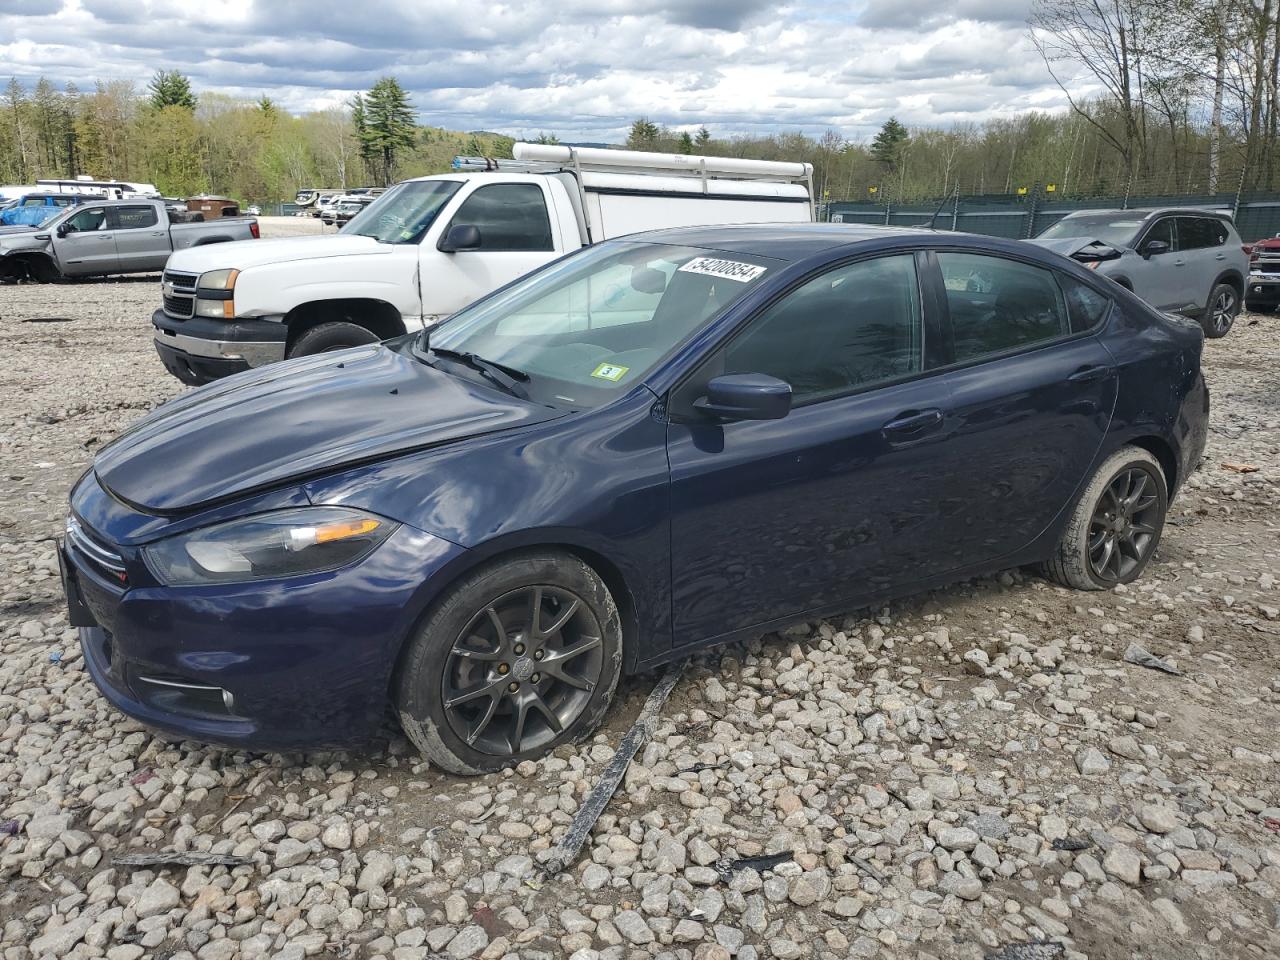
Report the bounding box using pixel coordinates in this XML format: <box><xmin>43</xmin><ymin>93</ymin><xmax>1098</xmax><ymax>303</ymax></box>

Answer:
<box><xmin>55</xmin><ymin>224</ymin><xmax>69</xmax><ymax>238</ymax></box>
<box><xmin>438</xmin><ymin>224</ymin><xmax>481</xmax><ymax>252</ymax></box>
<box><xmin>1142</xmin><ymin>239</ymin><xmax>1169</xmax><ymax>258</ymax></box>
<box><xmin>693</xmin><ymin>373</ymin><xmax>792</xmax><ymax>422</ymax></box>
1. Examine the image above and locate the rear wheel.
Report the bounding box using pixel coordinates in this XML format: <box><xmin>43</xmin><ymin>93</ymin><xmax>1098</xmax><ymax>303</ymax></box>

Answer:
<box><xmin>287</xmin><ymin>321</ymin><xmax>380</xmax><ymax>358</ymax></box>
<box><xmin>1201</xmin><ymin>282</ymin><xmax>1239</xmax><ymax>338</ymax></box>
<box><xmin>1041</xmin><ymin>446</ymin><xmax>1167</xmax><ymax>590</ymax></box>
<box><xmin>396</xmin><ymin>552</ymin><xmax>623</xmax><ymax>774</ymax></box>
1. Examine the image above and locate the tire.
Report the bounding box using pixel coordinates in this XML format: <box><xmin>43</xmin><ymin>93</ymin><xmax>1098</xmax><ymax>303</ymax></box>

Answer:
<box><xmin>396</xmin><ymin>552</ymin><xmax>624</xmax><ymax>774</ymax></box>
<box><xmin>1040</xmin><ymin>446</ymin><xmax>1168</xmax><ymax>591</ymax></box>
<box><xmin>1201</xmin><ymin>282</ymin><xmax>1239</xmax><ymax>338</ymax></box>
<box><xmin>287</xmin><ymin>321</ymin><xmax>380</xmax><ymax>358</ymax></box>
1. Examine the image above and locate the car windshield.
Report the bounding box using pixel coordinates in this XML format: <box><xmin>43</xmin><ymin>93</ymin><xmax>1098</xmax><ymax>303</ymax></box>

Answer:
<box><xmin>417</xmin><ymin>240</ymin><xmax>779</xmax><ymax>409</ymax></box>
<box><xmin>340</xmin><ymin>180</ymin><xmax>461</xmax><ymax>243</ymax></box>
<box><xmin>1037</xmin><ymin>214</ymin><xmax>1146</xmax><ymax>246</ymax></box>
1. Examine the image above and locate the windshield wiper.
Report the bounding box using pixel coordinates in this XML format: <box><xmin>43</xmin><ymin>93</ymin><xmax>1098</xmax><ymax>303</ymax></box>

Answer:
<box><xmin>413</xmin><ymin>332</ymin><xmax>530</xmax><ymax>398</ymax></box>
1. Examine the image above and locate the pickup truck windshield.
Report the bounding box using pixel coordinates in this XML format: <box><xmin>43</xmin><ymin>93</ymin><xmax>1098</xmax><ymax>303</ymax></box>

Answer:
<box><xmin>419</xmin><ymin>240</ymin><xmax>778</xmax><ymax>409</ymax></box>
<box><xmin>341</xmin><ymin>180</ymin><xmax>461</xmax><ymax>244</ymax></box>
<box><xmin>1037</xmin><ymin>215</ymin><xmax>1146</xmax><ymax>247</ymax></box>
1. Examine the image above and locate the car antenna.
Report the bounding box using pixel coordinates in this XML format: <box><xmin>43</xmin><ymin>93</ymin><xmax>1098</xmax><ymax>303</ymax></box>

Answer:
<box><xmin>921</xmin><ymin>188</ymin><xmax>958</xmax><ymax>231</ymax></box>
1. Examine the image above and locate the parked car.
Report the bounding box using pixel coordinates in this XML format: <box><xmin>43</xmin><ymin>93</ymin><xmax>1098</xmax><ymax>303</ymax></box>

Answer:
<box><xmin>1032</xmin><ymin>208</ymin><xmax>1248</xmax><ymax>337</ymax></box>
<box><xmin>1242</xmin><ymin>233</ymin><xmax>1280</xmax><ymax>310</ymax></box>
<box><xmin>0</xmin><ymin>199</ymin><xmax>259</xmax><ymax>282</ymax></box>
<box><xmin>0</xmin><ymin>191</ymin><xmax>98</xmax><ymax>227</ymax></box>
<box><xmin>320</xmin><ymin>197</ymin><xmax>373</xmax><ymax>226</ymax></box>
<box><xmin>61</xmin><ymin>223</ymin><xmax>1208</xmax><ymax>771</ymax></box>
<box><xmin>150</xmin><ymin>142</ymin><xmax>814</xmax><ymax>385</ymax></box>
<box><xmin>246</xmin><ymin>205</ymin><xmax>261</xmax><ymax>217</ymax></box>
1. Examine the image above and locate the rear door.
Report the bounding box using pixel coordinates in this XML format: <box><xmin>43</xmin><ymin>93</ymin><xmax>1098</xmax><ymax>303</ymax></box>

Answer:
<box><xmin>929</xmin><ymin>250</ymin><xmax>1118</xmax><ymax>564</ymax></box>
<box><xmin>52</xmin><ymin>205</ymin><xmax>118</xmax><ymax>276</ymax></box>
<box><xmin>111</xmin><ymin>204</ymin><xmax>170</xmax><ymax>272</ymax></box>
<box><xmin>1176</xmin><ymin>216</ymin><xmax>1230</xmax><ymax>310</ymax></box>
<box><xmin>428</xmin><ymin>182</ymin><xmax>562</xmax><ymax>317</ymax></box>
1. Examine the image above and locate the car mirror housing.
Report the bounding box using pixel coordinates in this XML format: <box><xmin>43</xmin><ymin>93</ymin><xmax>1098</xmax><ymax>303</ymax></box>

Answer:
<box><xmin>1142</xmin><ymin>239</ymin><xmax>1170</xmax><ymax>258</ymax></box>
<box><xmin>55</xmin><ymin>224</ymin><xmax>69</xmax><ymax>238</ymax></box>
<box><xmin>438</xmin><ymin>224</ymin><xmax>481</xmax><ymax>253</ymax></box>
<box><xmin>693</xmin><ymin>373</ymin><xmax>792</xmax><ymax>421</ymax></box>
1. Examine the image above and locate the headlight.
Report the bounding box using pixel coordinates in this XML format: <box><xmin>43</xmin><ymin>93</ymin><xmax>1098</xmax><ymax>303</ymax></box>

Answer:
<box><xmin>198</xmin><ymin>268</ymin><xmax>239</xmax><ymax>291</ymax></box>
<box><xmin>144</xmin><ymin>507</ymin><xmax>397</xmax><ymax>586</ymax></box>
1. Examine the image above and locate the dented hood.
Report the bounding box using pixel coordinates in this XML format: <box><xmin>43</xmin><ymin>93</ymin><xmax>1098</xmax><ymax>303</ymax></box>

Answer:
<box><xmin>1026</xmin><ymin>236</ymin><xmax>1125</xmax><ymax>262</ymax></box>
<box><xmin>94</xmin><ymin>343</ymin><xmax>560</xmax><ymax>514</ymax></box>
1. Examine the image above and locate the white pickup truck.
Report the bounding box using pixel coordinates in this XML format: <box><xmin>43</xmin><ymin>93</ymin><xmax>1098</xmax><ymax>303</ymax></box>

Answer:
<box><xmin>151</xmin><ymin>143</ymin><xmax>814</xmax><ymax>384</ymax></box>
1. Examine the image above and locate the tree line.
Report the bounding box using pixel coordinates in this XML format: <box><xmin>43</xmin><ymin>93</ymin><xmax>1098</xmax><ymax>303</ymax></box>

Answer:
<box><xmin>4</xmin><ymin>0</ymin><xmax>1280</xmax><ymax>206</ymax></box>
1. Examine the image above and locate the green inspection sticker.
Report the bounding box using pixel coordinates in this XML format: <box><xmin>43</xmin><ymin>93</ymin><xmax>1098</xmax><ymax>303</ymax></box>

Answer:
<box><xmin>591</xmin><ymin>362</ymin><xmax>630</xmax><ymax>382</ymax></box>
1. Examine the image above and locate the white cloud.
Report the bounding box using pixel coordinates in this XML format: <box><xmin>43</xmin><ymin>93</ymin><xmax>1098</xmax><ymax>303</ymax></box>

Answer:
<box><xmin>0</xmin><ymin>0</ymin><xmax>1068</xmax><ymax>141</ymax></box>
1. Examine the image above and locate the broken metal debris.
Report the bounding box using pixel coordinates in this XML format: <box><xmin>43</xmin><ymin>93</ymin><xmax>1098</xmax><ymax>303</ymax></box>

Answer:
<box><xmin>713</xmin><ymin>850</ymin><xmax>794</xmax><ymax>882</ymax></box>
<box><xmin>538</xmin><ymin>661</ymin><xmax>685</xmax><ymax>878</ymax></box>
<box><xmin>112</xmin><ymin>851</ymin><xmax>254</xmax><ymax>868</ymax></box>
<box><xmin>1051</xmin><ymin>836</ymin><xmax>1093</xmax><ymax>851</ymax></box>
<box><xmin>1122</xmin><ymin>641</ymin><xmax>1182</xmax><ymax>676</ymax></box>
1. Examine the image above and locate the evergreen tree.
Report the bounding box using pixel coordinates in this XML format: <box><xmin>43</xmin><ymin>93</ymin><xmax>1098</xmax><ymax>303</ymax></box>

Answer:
<box><xmin>694</xmin><ymin>125</ymin><xmax>712</xmax><ymax>147</ymax></box>
<box><xmin>257</xmin><ymin>95</ymin><xmax>278</xmax><ymax>117</ymax></box>
<box><xmin>355</xmin><ymin>77</ymin><xmax>417</xmax><ymax>185</ymax></box>
<box><xmin>870</xmin><ymin>117</ymin><xmax>909</xmax><ymax>170</ymax></box>
<box><xmin>147</xmin><ymin>70</ymin><xmax>197</xmax><ymax>110</ymax></box>
<box><xmin>678</xmin><ymin>131</ymin><xmax>694</xmax><ymax>154</ymax></box>
<box><xmin>533</xmin><ymin>131</ymin><xmax>560</xmax><ymax>144</ymax></box>
<box><xmin>627</xmin><ymin>118</ymin><xmax>659</xmax><ymax>148</ymax></box>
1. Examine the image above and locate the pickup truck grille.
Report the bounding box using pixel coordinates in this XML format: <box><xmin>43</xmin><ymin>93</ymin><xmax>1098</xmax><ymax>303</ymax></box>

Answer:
<box><xmin>162</xmin><ymin>270</ymin><xmax>198</xmax><ymax>319</ymax></box>
<box><xmin>1252</xmin><ymin>256</ymin><xmax>1280</xmax><ymax>275</ymax></box>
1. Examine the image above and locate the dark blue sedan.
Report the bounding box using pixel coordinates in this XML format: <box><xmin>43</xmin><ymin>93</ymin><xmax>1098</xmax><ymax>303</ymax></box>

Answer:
<box><xmin>61</xmin><ymin>224</ymin><xmax>1209</xmax><ymax>773</ymax></box>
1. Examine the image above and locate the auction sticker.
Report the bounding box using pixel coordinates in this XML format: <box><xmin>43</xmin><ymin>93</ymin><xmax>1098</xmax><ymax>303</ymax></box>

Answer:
<box><xmin>677</xmin><ymin>257</ymin><xmax>767</xmax><ymax>283</ymax></box>
<box><xmin>591</xmin><ymin>363</ymin><xmax>630</xmax><ymax>381</ymax></box>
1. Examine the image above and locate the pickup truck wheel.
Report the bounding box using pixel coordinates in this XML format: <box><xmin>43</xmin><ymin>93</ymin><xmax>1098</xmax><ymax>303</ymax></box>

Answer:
<box><xmin>287</xmin><ymin>321</ymin><xmax>380</xmax><ymax>358</ymax></box>
<box><xmin>1201</xmin><ymin>283</ymin><xmax>1239</xmax><ymax>338</ymax></box>
<box><xmin>396</xmin><ymin>552</ymin><xmax>623</xmax><ymax>774</ymax></box>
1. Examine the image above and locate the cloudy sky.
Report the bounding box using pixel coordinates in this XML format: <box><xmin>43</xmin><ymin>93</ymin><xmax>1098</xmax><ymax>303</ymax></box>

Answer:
<box><xmin>0</xmin><ymin>0</ymin><xmax>1067</xmax><ymax>141</ymax></box>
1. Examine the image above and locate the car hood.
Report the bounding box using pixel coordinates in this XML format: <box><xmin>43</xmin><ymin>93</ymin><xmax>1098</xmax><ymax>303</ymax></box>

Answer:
<box><xmin>1027</xmin><ymin>236</ymin><xmax>1126</xmax><ymax>257</ymax></box>
<box><xmin>0</xmin><ymin>223</ymin><xmax>41</xmax><ymax>240</ymax></box>
<box><xmin>165</xmin><ymin>233</ymin><xmax>392</xmax><ymax>275</ymax></box>
<box><xmin>94</xmin><ymin>343</ymin><xmax>561</xmax><ymax>514</ymax></box>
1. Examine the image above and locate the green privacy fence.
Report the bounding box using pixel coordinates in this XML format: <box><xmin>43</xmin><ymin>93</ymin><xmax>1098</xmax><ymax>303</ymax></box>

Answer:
<box><xmin>826</xmin><ymin>190</ymin><xmax>1280</xmax><ymax>243</ymax></box>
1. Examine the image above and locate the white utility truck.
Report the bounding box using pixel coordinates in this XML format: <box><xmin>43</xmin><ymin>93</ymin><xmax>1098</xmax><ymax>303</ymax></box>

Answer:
<box><xmin>151</xmin><ymin>143</ymin><xmax>814</xmax><ymax>384</ymax></box>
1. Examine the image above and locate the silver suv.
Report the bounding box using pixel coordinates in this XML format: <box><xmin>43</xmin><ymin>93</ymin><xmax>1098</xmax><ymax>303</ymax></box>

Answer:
<box><xmin>1032</xmin><ymin>208</ymin><xmax>1248</xmax><ymax>337</ymax></box>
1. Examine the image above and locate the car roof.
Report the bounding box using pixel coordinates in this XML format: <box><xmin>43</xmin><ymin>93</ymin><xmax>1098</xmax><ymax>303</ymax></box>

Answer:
<box><xmin>632</xmin><ymin>222</ymin><xmax>974</xmax><ymax>262</ymax></box>
<box><xmin>1065</xmin><ymin>207</ymin><xmax>1233</xmax><ymax>221</ymax></box>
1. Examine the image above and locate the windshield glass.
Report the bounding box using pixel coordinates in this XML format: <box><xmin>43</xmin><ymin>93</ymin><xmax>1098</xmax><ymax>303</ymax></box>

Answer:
<box><xmin>341</xmin><ymin>179</ymin><xmax>461</xmax><ymax>243</ymax></box>
<box><xmin>420</xmin><ymin>240</ymin><xmax>779</xmax><ymax>409</ymax></box>
<box><xmin>1037</xmin><ymin>214</ymin><xmax>1146</xmax><ymax>246</ymax></box>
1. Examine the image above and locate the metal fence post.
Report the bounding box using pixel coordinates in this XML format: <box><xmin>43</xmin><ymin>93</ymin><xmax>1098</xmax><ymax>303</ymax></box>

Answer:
<box><xmin>951</xmin><ymin>191</ymin><xmax>959</xmax><ymax>231</ymax></box>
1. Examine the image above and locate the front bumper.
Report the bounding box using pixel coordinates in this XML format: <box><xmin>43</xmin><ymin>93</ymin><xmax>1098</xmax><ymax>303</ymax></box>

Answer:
<box><xmin>1246</xmin><ymin>276</ymin><xmax>1280</xmax><ymax>307</ymax></box>
<box><xmin>62</xmin><ymin>488</ymin><xmax>466</xmax><ymax>750</ymax></box>
<box><xmin>152</xmin><ymin>308</ymin><xmax>288</xmax><ymax>385</ymax></box>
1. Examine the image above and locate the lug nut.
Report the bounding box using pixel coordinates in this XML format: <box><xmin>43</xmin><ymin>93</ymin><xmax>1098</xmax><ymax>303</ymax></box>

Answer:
<box><xmin>514</xmin><ymin>643</ymin><xmax>525</xmax><ymax>655</ymax></box>
<box><xmin>508</xmin><ymin>682</ymin><xmax>519</xmax><ymax>692</ymax></box>
<box><xmin>534</xmin><ymin>650</ymin><xmax>544</xmax><ymax>660</ymax></box>
<box><xmin>498</xmin><ymin>663</ymin><xmax>510</xmax><ymax>675</ymax></box>
<box><xmin>532</xmin><ymin>673</ymin><xmax>541</xmax><ymax>683</ymax></box>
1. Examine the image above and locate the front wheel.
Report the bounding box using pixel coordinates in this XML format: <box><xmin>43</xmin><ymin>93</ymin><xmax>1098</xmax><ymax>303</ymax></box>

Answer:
<box><xmin>1201</xmin><ymin>282</ymin><xmax>1239</xmax><ymax>338</ymax></box>
<box><xmin>1040</xmin><ymin>446</ymin><xmax>1168</xmax><ymax>590</ymax></box>
<box><xmin>396</xmin><ymin>552</ymin><xmax>623</xmax><ymax>774</ymax></box>
<box><xmin>287</xmin><ymin>321</ymin><xmax>380</xmax><ymax>358</ymax></box>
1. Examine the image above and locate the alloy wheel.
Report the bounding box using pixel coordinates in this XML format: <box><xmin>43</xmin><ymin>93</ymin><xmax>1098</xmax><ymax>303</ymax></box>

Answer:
<box><xmin>1088</xmin><ymin>467</ymin><xmax>1161</xmax><ymax>582</ymax></box>
<box><xmin>442</xmin><ymin>585</ymin><xmax>603</xmax><ymax>756</ymax></box>
<box><xmin>1212</xmin><ymin>289</ymin><xmax>1236</xmax><ymax>334</ymax></box>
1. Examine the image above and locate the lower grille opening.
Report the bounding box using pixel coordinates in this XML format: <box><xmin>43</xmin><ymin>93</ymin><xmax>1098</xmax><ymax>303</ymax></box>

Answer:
<box><xmin>131</xmin><ymin>672</ymin><xmax>235</xmax><ymax>719</ymax></box>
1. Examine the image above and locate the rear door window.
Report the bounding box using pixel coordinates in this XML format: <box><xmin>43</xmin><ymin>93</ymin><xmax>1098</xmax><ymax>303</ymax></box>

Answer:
<box><xmin>113</xmin><ymin>205</ymin><xmax>159</xmax><ymax>230</ymax></box>
<box><xmin>937</xmin><ymin>252</ymin><xmax>1070</xmax><ymax>361</ymax></box>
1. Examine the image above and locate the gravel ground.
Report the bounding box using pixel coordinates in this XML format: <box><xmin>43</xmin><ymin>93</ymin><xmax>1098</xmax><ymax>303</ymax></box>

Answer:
<box><xmin>1</xmin><ymin>233</ymin><xmax>1278</xmax><ymax>960</ymax></box>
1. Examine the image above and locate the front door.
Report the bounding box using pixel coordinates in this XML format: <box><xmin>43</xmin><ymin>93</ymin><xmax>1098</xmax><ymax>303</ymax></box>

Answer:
<box><xmin>666</xmin><ymin>252</ymin><xmax>957</xmax><ymax>647</ymax></box>
<box><xmin>930</xmin><ymin>251</ymin><xmax>1117</xmax><ymax>565</ymax></box>
<box><xmin>53</xmin><ymin>206</ymin><xmax>117</xmax><ymax>276</ymax></box>
<box><xmin>1129</xmin><ymin>216</ymin><xmax>1195</xmax><ymax>310</ymax></box>
<box><xmin>428</xmin><ymin>182</ymin><xmax>561</xmax><ymax>318</ymax></box>
<box><xmin>112</xmin><ymin>204</ymin><xmax>169</xmax><ymax>272</ymax></box>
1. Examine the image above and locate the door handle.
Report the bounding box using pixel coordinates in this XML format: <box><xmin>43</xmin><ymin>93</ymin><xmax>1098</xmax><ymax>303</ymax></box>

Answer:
<box><xmin>1067</xmin><ymin>364</ymin><xmax>1114</xmax><ymax>383</ymax></box>
<box><xmin>1174</xmin><ymin>259</ymin><xmax>1186</xmax><ymax>266</ymax></box>
<box><xmin>1215</xmin><ymin>253</ymin><xmax>1227</xmax><ymax>260</ymax></box>
<box><xmin>882</xmin><ymin>408</ymin><xmax>944</xmax><ymax>438</ymax></box>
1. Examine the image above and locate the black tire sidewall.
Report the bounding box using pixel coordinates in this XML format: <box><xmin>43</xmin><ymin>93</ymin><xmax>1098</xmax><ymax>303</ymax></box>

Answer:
<box><xmin>288</xmin><ymin>321</ymin><xmax>380</xmax><ymax>358</ymax></box>
<box><xmin>1202</xmin><ymin>283</ymin><xmax>1238</xmax><ymax>338</ymax></box>
<box><xmin>1077</xmin><ymin>451</ymin><xmax>1168</xmax><ymax>589</ymax></box>
<box><xmin>396</xmin><ymin>553</ymin><xmax>623</xmax><ymax>774</ymax></box>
